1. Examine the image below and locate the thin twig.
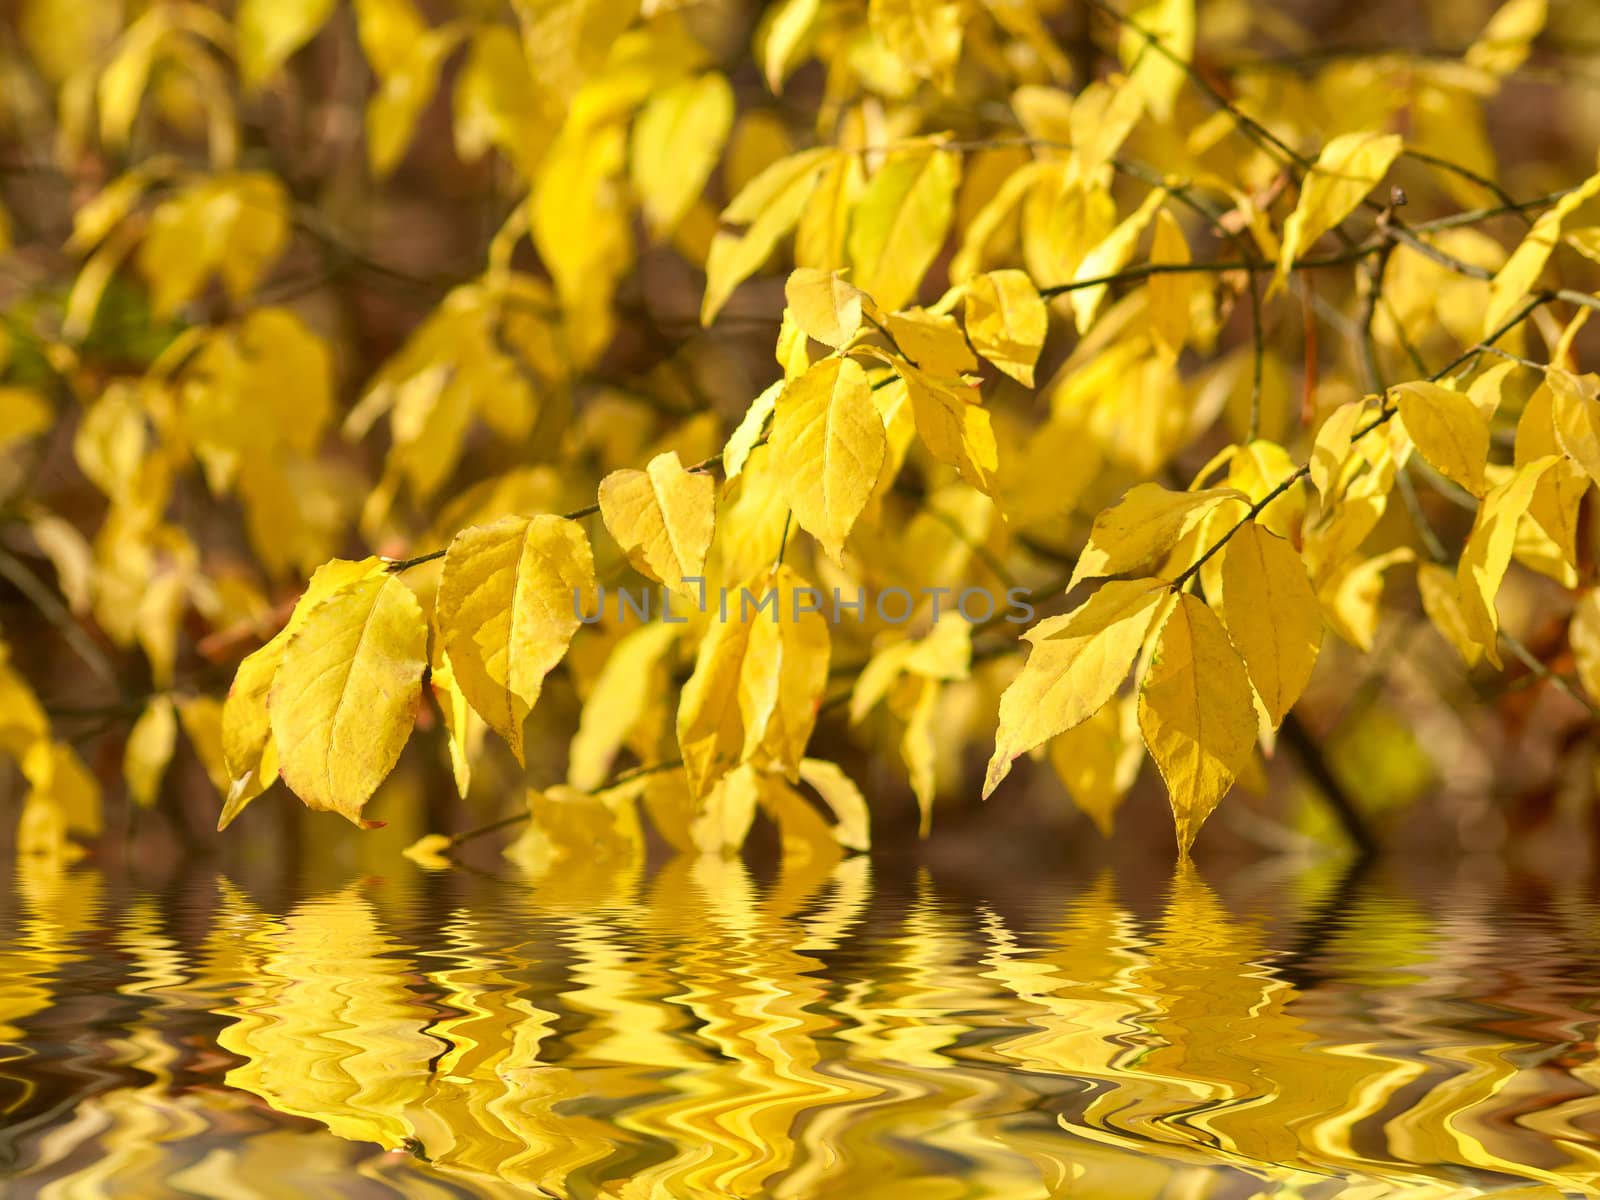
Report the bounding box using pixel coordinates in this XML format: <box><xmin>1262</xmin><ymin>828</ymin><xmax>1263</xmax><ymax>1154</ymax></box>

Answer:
<box><xmin>0</xmin><ymin>546</ymin><xmax>119</xmax><ymax>685</ymax></box>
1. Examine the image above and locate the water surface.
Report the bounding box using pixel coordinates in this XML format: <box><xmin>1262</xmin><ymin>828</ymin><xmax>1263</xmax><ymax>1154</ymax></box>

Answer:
<box><xmin>4</xmin><ymin>852</ymin><xmax>1599</xmax><ymax>1197</ymax></box>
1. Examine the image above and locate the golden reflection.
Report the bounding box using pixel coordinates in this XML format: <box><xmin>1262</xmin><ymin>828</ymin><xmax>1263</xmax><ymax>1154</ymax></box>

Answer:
<box><xmin>6</xmin><ymin>854</ymin><xmax>1600</xmax><ymax>1198</ymax></box>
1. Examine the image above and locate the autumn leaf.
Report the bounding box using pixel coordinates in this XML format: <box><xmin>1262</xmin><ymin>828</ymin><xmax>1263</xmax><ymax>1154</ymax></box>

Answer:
<box><xmin>1069</xmin><ymin>484</ymin><xmax>1245</xmax><ymax>591</ymax></box>
<box><xmin>984</xmin><ymin>579</ymin><xmax>1169</xmax><ymax>797</ymax></box>
<box><xmin>1278</xmin><ymin>132</ymin><xmax>1402</xmax><ymax>277</ymax></box>
<box><xmin>437</xmin><ymin>515</ymin><xmax>596</xmax><ymax>763</ymax></box>
<box><xmin>1457</xmin><ymin>456</ymin><xmax>1558</xmax><ymax>666</ymax></box>
<box><xmin>632</xmin><ymin>73</ymin><xmax>735</xmax><ymax>237</ymax></box>
<box><xmin>784</xmin><ymin>268</ymin><xmax>866</xmax><ymax>348</ymax></box>
<box><xmin>1219</xmin><ymin>522</ymin><xmax>1322</xmax><ymax>728</ymax></box>
<box><xmin>599</xmin><ymin>451</ymin><xmax>716</xmax><ymax>598</ymax></box>
<box><xmin>770</xmin><ymin>355</ymin><xmax>886</xmax><ymax>562</ymax></box>
<box><xmin>847</xmin><ymin>144</ymin><xmax>960</xmax><ymax>313</ymax></box>
<box><xmin>220</xmin><ymin>557</ymin><xmax>385</xmax><ymax>830</ymax></box>
<box><xmin>1138</xmin><ymin>593</ymin><xmax>1258</xmax><ymax>853</ymax></box>
<box><xmin>268</xmin><ymin>573</ymin><xmax>427</xmax><ymax>823</ymax></box>
<box><xmin>1394</xmin><ymin>380</ymin><xmax>1491</xmax><ymax>497</ymax></box>
<box><xmin>963</xmin><ymin>269</ymin><xmax>1047</xmax><ymax>386</ymax></box>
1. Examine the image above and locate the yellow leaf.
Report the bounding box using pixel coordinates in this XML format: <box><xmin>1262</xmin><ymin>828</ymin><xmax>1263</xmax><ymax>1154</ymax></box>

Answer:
<box><xmin>1394</xmin><ymin>380</ymin><xmax>1490</xmax><ymax>497</ymax></box>
<box><xmin>268</xmin><ymin>574</ymin><xmax>426</xmax><ymax>823</ymax></box>
<box><xmin>1048</xmin><ymin>694</ymin><xmax>1142</xmax><ymax>836</ymax></box>
<box><xmin>599</xmin><ymin>450</ymin><xmax>716</xmax><ymax>597</ymax></box>
<box><xmin>784</xmin><ymin>268</ymin><xmax>865</xmax><ymax>348</ymax></box>
<box><xmin>1069</xmin><ymin>189</ymin><xmax>1164</xmax><ymax>333</ymax></box>
<box><xmin>950</xmin><ymin>159</ymin><xmax>1050</xmax><ymax>283</ymax></box>
<box><xmin>1147</xmin><ymin>208</ymin><xmax>1192</xmax><ymax>356</ymax></box>
<box><xmin>677</xmin><ymin>599</ymin><xmax>755</xmax><ymax>796</ymax></box>
<box><xmin>761</xmin><ymin>0</ymin><xmax>820</xmax><ymax>91</ymax></box>
<box><xmin>1571</xmin><ymin>590</ymin><xmax>1600</xmax><ymax>703</ymax></box>
<box><xmin>691</xmin><ymin>763</ymin><xmax>762</xmax><ymax>855</ymax></box>
<box><xmin>1069</xmin><ymin>483</ymin><xmax>1244</xmax><ymax>591</ymax></box>
<box><xmin>0</xmin><ymin>387</ymin><xmax>52</xmax><ymax>456</ymax></box>
<box><xmin>437</xmin><ymin>514</ymin><xmax>596</xmax><ymax>763</ymax></box>
<box><xmin>1278</xmin><ymin>132</ymin><xmax>1401</xmax><ymax>277</ymax></box>
<box><xmin>846</xmin><ymin>144</ymin><xmax>960</xmax><ymax>312</ymax></box>
<box><xmin>237</xmin><ymin>0</ymin><xmax>336</xmax><ymax>88</ymax></box>
<box><xmin>454</xmin><ymin>25</ymin><xmax>547</xmax><ymax>174</ymax></box>
<box><xmin>736</xmin><ymin>565</ymin><xmax>831</xmax><ymax>778</ymax></box>
<box><xmin>1548</xmin><ymin>368</ymin><xmax>1600</xmax><ymax>485</ymax></box>
<box><xmin>97</xmin><ymin>10</ymin><xmax>165</xmax><ymax>152</ymax></box>
<box><xmin>138</xmin><ymin>173</ymin><xmax>290</xmax><ymax>317</ymax></box>
<box><xmin>1417</xmin><ymin>563</ymin><xmax>1484</xmax><ymax>667</ymax></box>
<box><xmin>73</xmin><ymin>382</ymin><xmax>146</xmax><ymax>504</ymax></box>
<box><xmin>702</xmin><ymin>148</ymin><xmax>832</xmax><ymax>325</ymax></box>
<box><xmin>631</xmin><ymin>72</ymin><xmax>735</xmax><ymax>237</ymax></box>
<box><xmin>884</xmin><ymin>308</ymin><xmax>977</xmax><ymax>375</ymax></box>
<box><xmin>1318</xmin><ymin>547</ymin><xmax>1413</xmax><ymax>652</ymax></box>
<box><xmin>220</xmin><ymin>557</ymin><xmax>383</xmax><ymax>829</ymax></box>
<box><xmin>1465</xmin><ymin>0</ymin><xmax>1546</xmax><ymax>78</ymax></box>
<box><xmin>771</xmin><ymin>355</ymin><xmax>886</xmax><ymax>561</ymax></box>
<box><xmin>1138</xmin><ymin>593</ymin><xmax>1257</xmax><ymax>853</ymax></box>
<box><xmin>1483</xmin><ymin>173</ymin><xmax>1600</xmax><ymax>335</ymax></box>
<box><xmin>1227</xmin><ymin>439</ymin><xmax>1306</xmax><ymax>541</ymax></box>
<box><xmin>175</xmin><ymin>695</ymin><xmax>230</xmax><ymax>795</ymax></box>
<box><xmin>123</xmin><ymin>695</ymin><xmax>176</xmax><ymax>808</ymax></box>
<box><xmin>795</xmin><ymin>150</ymin><xmax>863</xmax><ymax>270</ymax></box>
<box><xmin>22</xmin><ymin>740</ymin><xmax>101</xmax><ymax>839</ymax></box>
<box><xmin>717</xmin><ymin>444</ymin><xmax>792</xmax><ymax>583</ymax></box>
<box><xmin>869</xmin><ymin>0</ymin><xmax>962</xmax><ymax>89</ymax></box>
<box><xmin>900</xmin><ymin>363</ymin><xmax>999</xmax><ymax>494</ymax></box>
<box><xmin>753</xmin><ymin>770</ymin><xmax>843</xmax><ymax>863</ymax></box>
<box><xmin>983</xmin><ymin>579</ymin><xmax>1168</xmax><ymax>796</ymax></box>
<box><xmin>28</xmin><ymin>513</ymin><xmax>94</xmax><ymax>617</ymax></box>
<box><xmin>1118</xmin><ymin>0</ymin><xmax>1193</xmax><ymax>121</ymax></box>
<box><xmin>568</xmin><ymin>621</ymin><xmax>680</xmax><ymax>790</ymax></box>
<box><xmin>900</xmin><ymin>674</ymin><xmax>939</xmax><ymax>835</ymax></box>
<box><xmin>963</xmin><ymin>269</ymin><xmax>1047</xmax><ymax>386</ymax></box>
<box><xmin>1457</xmin><ymin>456</ymin><xmax>1559</xmax><ymax>666</ymax></box>
<box><xmin>354</xmin><ymin>0</ymin><xmax>460</xmax><ymax>176</ymax></box>
<box><xmin>0</xmin><ymin>640</ymin><xmax>49</xmax><ymax>759</ymax></box>
<box><xmin>723</xmin><ymin>380</ymin><xmax>781</xmax><ymax>480</ymax></box>
<box><xmin>1309</xmin><ymin>399</ymin><xmax>1367</xmax><ymax>499</ymax></box>
<box><xmin>1219</xmin><ymin>522</ymin><xmax>1322</xmax><ymax>728</ymax></box>
<box><xmin>798</xmin><ymin>758</ymin><xmax>871</xmax><ymax>850</ymax></box>
<box><xmin>428</xmin><ymin>643</ymin><xmax>475</xmax><ymax>800</ymax></box>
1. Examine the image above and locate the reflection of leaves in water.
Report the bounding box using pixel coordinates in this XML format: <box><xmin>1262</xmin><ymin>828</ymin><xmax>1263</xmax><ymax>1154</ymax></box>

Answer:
<box><xmin>8</xmin><ymin>855</ymin><xmax>1600</xmax><ymax>1198</ymax></box>
<box><xmin>217</xmin><ymin>887</ymin><xmax>440</xmax><ymax>1150</ymax></box>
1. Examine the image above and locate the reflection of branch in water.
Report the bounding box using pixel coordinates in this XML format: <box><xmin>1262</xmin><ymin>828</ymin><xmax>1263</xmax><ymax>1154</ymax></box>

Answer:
<box><xmin>1270</xmin><ymin>852</ymin><xmax>1374</xmax><ymax>992</ymax></box>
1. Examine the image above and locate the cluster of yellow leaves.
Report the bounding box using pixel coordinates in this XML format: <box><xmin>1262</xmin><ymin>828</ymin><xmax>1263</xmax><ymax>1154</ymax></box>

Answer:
<box><xmin>11</xmin><ymin>0</ymin><xmax>1600</xmax><ymax>860</ymax></box>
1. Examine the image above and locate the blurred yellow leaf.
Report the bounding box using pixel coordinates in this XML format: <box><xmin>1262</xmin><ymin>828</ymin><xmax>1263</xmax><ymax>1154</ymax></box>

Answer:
<box><xmin>237</xmin><ymin>0</ymin><xmax>336</xmax><ymax>88</ymax></box>
<box><xmin>123</xmin><ymin>695</ymin><xmax>176</xmax><ymax>808</ymax></box>
<box><xmin>1278</xmin><ymin>132</ymin><xmax>1401</xmax><ymax>277</ymax></box>
<box><xmin>631</xmin><ymin>72</ymin><xmax>734</xmax><ymax>237</ymax></box>
<box><xmin>703</xmin><ymin>148</ymin><xmax>833</xmax><ymax>325</ymax></box>
<box><xmin>138</xmin><ymin>173</ymin><xmax>289</xmax><ymax>317</ymax></box>
<box><xmin>847</xmin><ymin>145</ymin><xmax>960</xmax><ymax>312</ymax></box>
